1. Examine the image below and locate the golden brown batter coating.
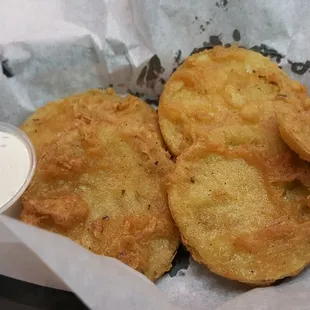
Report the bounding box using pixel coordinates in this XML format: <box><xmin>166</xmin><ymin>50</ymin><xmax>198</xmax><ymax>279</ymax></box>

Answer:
<box><xmin>276</xmin><ymin>95</ymin><xmax>310</xmax><ymax>162</ymax></box>
<box><xmin>168</xmin><ymin>143</ymin><xmax>310</xmax><ymax>285</ymax></box>
<box><xmin>160</xmin><ymin>46</ymin><xmax>310</xmax><ymax>284</ymax></box>
<box><xmin>20</xmin><ymin>89</ymin><xmax>179</xmax><ymax>281</ymax></box>
<box><xmin>158</xmin><ymin>46</ymin><xmax>308</xmax><ymax>164</ymax></box>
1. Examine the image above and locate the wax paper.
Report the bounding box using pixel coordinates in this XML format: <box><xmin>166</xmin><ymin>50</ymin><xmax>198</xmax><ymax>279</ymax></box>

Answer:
<box><xmin>0</xmin><ymin>0</ymin><xmax>310</xmax><ymax>309</ymax></box>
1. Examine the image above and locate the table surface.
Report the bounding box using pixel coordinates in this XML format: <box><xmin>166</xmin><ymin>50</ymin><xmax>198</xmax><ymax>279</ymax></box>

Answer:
<box><xmin>0</xmin><ymin>274</ymin><xmax>88</xmax><ymax>310</ymax></box>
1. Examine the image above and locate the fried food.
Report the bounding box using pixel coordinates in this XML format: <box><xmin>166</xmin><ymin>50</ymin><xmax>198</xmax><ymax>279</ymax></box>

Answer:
<box><xmin>158</xmin><ymin>46</ymin><xmax>308</xmax><ymax>161</ymax></box>
<box><xmin>158</xmin><ymin>46</ymin><xmax>310</xmax><ymax>284</ymax></box>
<box><xmin>168</xmin><ymin>143</ymin><xmax>310</xmax><ymax>285</ymax></box>
<box><xmin>20</xmin><ymin>89</ymin><xmax>179</xmax><ymax>281</ymax></box>
<box><xmin>276</xmin><ymin>95</ymin><xmax>310</xmax><ymax>162</ymax></box>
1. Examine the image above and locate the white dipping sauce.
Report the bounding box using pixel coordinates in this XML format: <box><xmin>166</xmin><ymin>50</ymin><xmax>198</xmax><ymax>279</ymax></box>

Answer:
<box><xmin>0</xmin><ymin>131</ymin><xmax>31</xmax><ymax>208</ymax></box>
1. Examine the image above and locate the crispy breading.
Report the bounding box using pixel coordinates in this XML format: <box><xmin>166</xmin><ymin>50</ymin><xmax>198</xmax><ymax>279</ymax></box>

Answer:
<box><xmin>20</xmin><ymin>89</ymin><xmax>179</xmax><ymax>281</ymax></box>
<box><xmin>159</xmin><ymin>46</ymin><xmax>310</xmax><ymax>284</ymax></box>
<box><xmin>168</xmin><ymin>143</ymin><xmax>310</xmax><ymax>285</ymax></box>
<box><xmin>21</xmin><ymin>194</ymin><xmax>89</xmax><ymax>229</ymax></box>
<box><xmin>158</xmin><ymin>46</ymin><xmax>308</xmax><ymax>164</ymax></box>
<box><xmin>276</xmin><ymin>95</ymin><xmax>310</xmax><ymax>162</ymax></box>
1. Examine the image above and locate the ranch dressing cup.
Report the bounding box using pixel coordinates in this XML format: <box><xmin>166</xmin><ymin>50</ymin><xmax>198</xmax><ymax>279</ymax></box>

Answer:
<box><xmin>0</xmin><ymin>122</ymin><xmax>36</xmax><ymax>217</ymax></box>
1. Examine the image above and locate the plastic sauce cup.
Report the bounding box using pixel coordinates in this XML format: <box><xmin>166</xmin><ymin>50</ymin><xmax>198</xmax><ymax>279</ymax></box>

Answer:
<box><xmin>0</xmin><ymin>122</ymin><xmax>36</xmax><ymax>217</ymax></box>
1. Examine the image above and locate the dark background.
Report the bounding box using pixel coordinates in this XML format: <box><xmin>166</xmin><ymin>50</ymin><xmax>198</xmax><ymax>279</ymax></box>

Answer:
<box><xmin>0</xmin><ymin>274</ymin><xmax>88</xmax><ymax>310</ymax></box>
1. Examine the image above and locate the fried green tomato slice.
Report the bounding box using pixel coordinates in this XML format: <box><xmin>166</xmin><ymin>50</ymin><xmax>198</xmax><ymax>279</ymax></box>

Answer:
<box><xmin>276</xmin><ymin>95</ymin><xmax>310</xmax><ymax>162</ymax></box>
<box><xmin>20</xmin><ymin>89</ymin><xmax>179</xmax><ymax>281</ymax></box>
<box><xmin>158</xmin><ymin>46</ymin><xmax>308</xmax><ymax>159</ymax></box>
<box><xmin>167</xmin><ymin>143</ymin><xmax>310</xmax><ymax>285</ymax></box>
